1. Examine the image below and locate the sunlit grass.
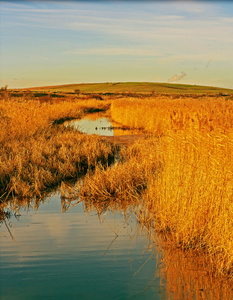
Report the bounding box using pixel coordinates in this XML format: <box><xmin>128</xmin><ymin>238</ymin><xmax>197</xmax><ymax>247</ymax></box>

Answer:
<box><xmin>26</xmin><ymin>82</ymin><xmax>233</xmax><ymax>95</ymax></box>
<box><xmin>79</xmin><ymin>137</ymin><xmax>161</xmax><ymax>203</ymax></box>
<box><xmin>111</xmin><ymin>97</ymin><xmax>233</xmax><ymax>135</ymax></box>
<box><xmin>0</xmin><ymin>98</ymin><xmax>110</xmax><ymax>144</ymax></box>
<box><xmin>2</xmin><ymin>89</ymin><xmax>233</xmax><ymax>280</ymax></box>
<box><xmin>80</xmin><ymin>95</ymin><xmax>233</xmax><ymax>279</ymax></box>
<box><xmin>0</xmin><ymin>97</ymin><xmax>115</xmax><ymax>200</ymax></box>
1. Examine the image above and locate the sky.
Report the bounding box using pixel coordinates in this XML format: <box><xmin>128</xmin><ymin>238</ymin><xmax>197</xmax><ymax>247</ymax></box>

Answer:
<box><xmin>0</xmin><ymin>0</ymin><xmax>233</xmax><ymax>89</ymax></box>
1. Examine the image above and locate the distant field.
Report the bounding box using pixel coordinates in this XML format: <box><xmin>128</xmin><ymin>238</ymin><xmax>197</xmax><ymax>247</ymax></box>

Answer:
<box><xmin>19</xmin><ymin>82</ymin><xmax>233</xmax><ymax>95</ymax></box>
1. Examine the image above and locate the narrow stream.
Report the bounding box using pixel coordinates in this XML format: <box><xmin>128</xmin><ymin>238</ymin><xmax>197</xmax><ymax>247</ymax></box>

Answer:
<box><xmin>0</xmin><ymin>114</ymin><xmax>164</xmax><ymax>299</ymax></box>
<box><xmin>1</xmin><ymin>114</ymin><xmax>233</xmax><ymax>300</ymax></box>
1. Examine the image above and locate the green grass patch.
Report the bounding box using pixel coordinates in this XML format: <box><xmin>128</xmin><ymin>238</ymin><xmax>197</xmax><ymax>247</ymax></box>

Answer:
<box><xmin>20</xmin><ymin>82</ymin><xmax>233</xmax><ymax>95</ymax></box>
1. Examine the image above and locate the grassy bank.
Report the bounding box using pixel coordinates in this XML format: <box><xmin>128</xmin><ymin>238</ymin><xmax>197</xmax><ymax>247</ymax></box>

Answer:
<box><xmin>79</xmin><ymin>137</ymin><xmax>161</xmax><ymax>203</ymax></box>
<box><xmin>0</xmin><ymin>97</ymin><xmax>116</xmax><ymax>201</ymax></box>
<box><xmin>79</xmin><ymin>95</ymin><xmax>233</xmax><ymax>279</ymax></box>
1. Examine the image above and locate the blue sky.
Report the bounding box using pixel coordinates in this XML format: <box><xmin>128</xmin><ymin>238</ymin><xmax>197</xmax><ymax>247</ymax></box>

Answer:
<box><xmin>0</xmin><ymin>0</ymin><xmax>233</xmax><ymax>89</ymax></box>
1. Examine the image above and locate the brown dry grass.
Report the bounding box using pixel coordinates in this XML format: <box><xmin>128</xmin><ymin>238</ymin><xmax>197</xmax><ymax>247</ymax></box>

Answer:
<box><xmin>2</xmin><ymin>90</ymin><xmax>233</xmax><ymax>280</ymax></box>
<box><xmin>111</xmin><ymin>97</ymin><xmax>233</xmax><ymax>135</ymax></box>
<box><xmin>79</xmin><ymin>95</ymin><xmax>233</xmax><ymax>279</ymax></box>
<box><xmin>0</xmin><ymin>98</ymin><xmax>110</xmax><ymax>144</ymax></box>
<box><xmin>79</xmin><ymin>137</ymin><xmax>161</xmax><ymax>202</ymax></box>
<box><xmin>0</xmin><ymin>97</ymin><xmax>115</xmax><ymax>201</ymax></box>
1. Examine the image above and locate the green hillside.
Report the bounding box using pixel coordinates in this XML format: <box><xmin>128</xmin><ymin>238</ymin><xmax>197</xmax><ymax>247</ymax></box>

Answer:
<box><xmin>24</xmin><ymin>82</ymin><xmax>233</xmax><ymax>95</ymax></box>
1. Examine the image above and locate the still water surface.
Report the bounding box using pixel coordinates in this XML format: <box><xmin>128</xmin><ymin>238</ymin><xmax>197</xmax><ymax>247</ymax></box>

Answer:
<box><xmin>66</xmin><ymin>114</ymin><xmax>114</xmax><ymax>136</ymax></box>
<box><xmin>65</xmin><ymin>112</ymin><xmax>138</xmax><ymax>137</ymax></box>
<box><xmin>0</xmin><ymin>192</ymin><xmax>165</xmax><ymax>300</ymax></box>
<box><xmin>2</xmin><ymin>114</ymin><xmax>229</xmax><ymax>299</ymax></box>
<box><xmin>67</xmin><ymin>116</ymin><xmax>113</xmax><ymax>136</ymax></box>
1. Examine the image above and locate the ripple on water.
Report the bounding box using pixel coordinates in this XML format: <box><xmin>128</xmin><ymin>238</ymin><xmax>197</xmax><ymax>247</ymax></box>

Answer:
<box><xmin>0</xmin><ymin>193</ymin><xmax>164</xmax><ymax>300</ymax></box>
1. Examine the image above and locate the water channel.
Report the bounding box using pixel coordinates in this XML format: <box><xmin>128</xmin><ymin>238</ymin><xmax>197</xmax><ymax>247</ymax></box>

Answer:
<box><xmin>64</xmin><ymin>112</ymin><xmax>141</xmax><ymax>137</ymax></box>
<box><xmin>66</xmin><ymin>114</ymin><xmax>114</xmax><ymax>136</ymax></box>
<box><xmin>0</xmin><ymin>192</ymin><xmax>164</xmax><ymax>300</ymax></box>
<box><xmin>1</xmin><ymin>113</ymin><xmax>233</xmax><ymax>299</ymax></box>
<box><xmin>0</xmin><ymin>113</ymin><xmax>165</xmax><ymax>300</ymax></box>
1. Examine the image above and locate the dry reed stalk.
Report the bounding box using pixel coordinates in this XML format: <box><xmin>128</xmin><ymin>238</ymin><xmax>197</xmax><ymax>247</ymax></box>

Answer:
<box><xmin>0</xmin><ymin>127</ymin><xmax>116</xmax><ymax>199</ymax></box>
<box><xmin>0</xmin><ymin>97</ymin><xmax>115</xmax><ymax>200</ymax></box>
<box><xmin>79</xmin><ymin>137</ymin><xmax>162</xmax><ymax>205</ymax></box>
<box><xmin>111</xmin><ymin>97</ymin><xmax>233</xmax><ymax>135</ymax></box>
<box><xmin>82</xmin><ymin>95</ymin><xmax>233</xmax><ymax>278</ymax></box>
<box><xmin>140</xmin><ymin>130</ymin><xmax>233</xmax><ymax>277</ymax></box>
<box><xmin>0</xmin><ymin>98</ymin><xmax>110</xmax><ymax>144</ymax></box>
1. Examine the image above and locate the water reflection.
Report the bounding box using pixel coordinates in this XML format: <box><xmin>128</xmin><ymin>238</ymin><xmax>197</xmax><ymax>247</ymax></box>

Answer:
<box><xmin>1</xmin><ymin>191</ymin><xmax>233</xmax><ymax>300</ymax></box>
<box><xmin>67</xmin><ymin>115</ymin><xmax>114</xmax><ymax>136</ymax></box>
<box><xmin>0</xmin><ymin>193</ymin><xmax>164</xmax><ymax>300</ymax></box>
<box><xmin>65</xmin><ymin>112</ymin><xmax>139</xmax><ymax>136</ymax></box>
<box><xmin>160</xmin><ymin>244</ymin><xmax>233</xmax><ymax>300</ymax></box>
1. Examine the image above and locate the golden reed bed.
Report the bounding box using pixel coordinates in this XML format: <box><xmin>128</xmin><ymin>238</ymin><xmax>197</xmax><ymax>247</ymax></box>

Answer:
<box><xmin>2</xmin><ymin>92</ymin><xmax>233</xmax><ymax>281</ymax></box>
<box><xmin>79</xmin><ymin>95</ymin><xmax>233</xmax><ymax>279</ymax></box>
<box><xmin>0</xmin><ymin>97</ymin><xmax>116</xmax><ymax>200</ymax></box>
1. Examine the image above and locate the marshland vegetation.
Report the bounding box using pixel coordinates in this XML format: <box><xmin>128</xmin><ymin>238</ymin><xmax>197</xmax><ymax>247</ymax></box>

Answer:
<box><xmin>0</xmin><ymin>95</ymin><xmax>116</xmax><ymax>200</ymax></box>
<box><xmin>80</xmin><ymin>87</ymin><xmax>233</xmax><ymax>280</ymax></box>
<box><xmin>2</xmin><ymin>82</ymin><xmax>233</xmax><ymax>285</ymax></box>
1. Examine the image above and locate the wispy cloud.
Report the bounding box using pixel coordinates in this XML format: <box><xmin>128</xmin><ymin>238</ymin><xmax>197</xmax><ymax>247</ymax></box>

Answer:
<box><xmin>1</xmin><ymin>1</ymin><xmax>233</xmax><ymax>89</ymax></box>
<box><xmin>1</xmin><ymin>2</ymin><xmax>232</xmax><ymax>46</ymax></box>
<box><xmin>168</xmin><ymin>72</ymin><xmax>187</xmax><ymax>83</ymax></box>
<box><xmin>169</xmin><ymin>1</ymin><xmax>211</xmax><ymax>15</ymax></box>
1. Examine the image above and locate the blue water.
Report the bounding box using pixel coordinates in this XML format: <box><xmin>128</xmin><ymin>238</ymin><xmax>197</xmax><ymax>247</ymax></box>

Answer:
<box><xmin>0</xmin><ymin>192</ymin><xmax>165</xmax><ymax>300</ymax></box>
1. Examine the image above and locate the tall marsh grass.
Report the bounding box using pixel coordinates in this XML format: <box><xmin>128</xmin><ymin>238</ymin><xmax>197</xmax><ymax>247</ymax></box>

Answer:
<box><xmin>80</xmin><ymin>96</ymin><xmax>233</xmax><ymax>278</ymax></box>
<box><xmin>0</xmin><ymin>97</ymin><xmax>115</xmax><ymax>200</ymax></box>
<box><xmin>79</xmin><ymin>137</ymin><xmax>162</xmax><ymax>203</ymax></box>
<box><xmin>111</xmin><ymin>97</ymin><xmax>233</xmax><ymax>135</ymax></box>
<box><xmin>0</xmin><ymin>98</ymin><xmax>110</xmax><ymax>144</ymax></box>
<box><xmin>145</xmin><ymin>131</ymin><xmax>233</xmax><ymax>276</ymax></box>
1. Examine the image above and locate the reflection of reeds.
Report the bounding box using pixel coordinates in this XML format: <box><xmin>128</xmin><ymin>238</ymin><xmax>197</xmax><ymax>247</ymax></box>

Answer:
<box><xmin>0</xmin><ymin>192</ymin><xmax>52</xmax><ymax>215</ymax></box>
<box><xmin>83</xmin><ymin>186</ymin><xmax>233</xmax><ymax>298</ymax></box>
<box><xmin>2</xmin><ymin>91</ymin><xmax>233</xmax><ymax>286</ymax></box>
<box><xmin>79</xmin><ymin>95</ymin><xmax>233</xmax><ymax>280</ymax></box>
<box><xmin>160</xmin><ymin>243</ymin><xmax>233</xmax><ymax>300</ymax></box>
<box><xmin>109</xmin><ymin>96</ymin><xmax>233</xmax><ymax>279</ymax></box>
<box><xmin>80</xmin><ymin>112</ymin><xmax>108</xmax><ymax>121</ymax></box>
